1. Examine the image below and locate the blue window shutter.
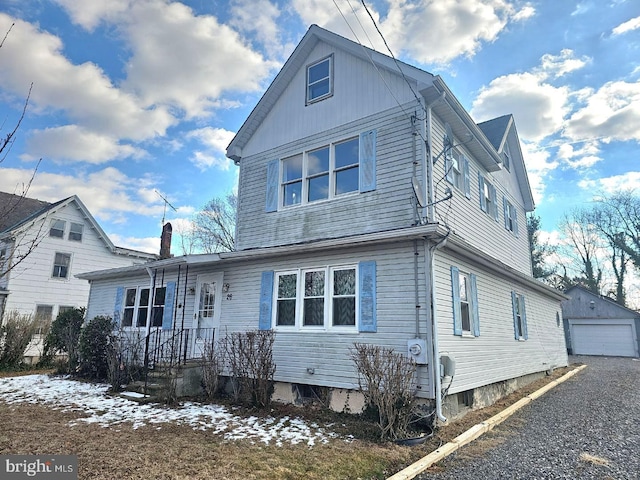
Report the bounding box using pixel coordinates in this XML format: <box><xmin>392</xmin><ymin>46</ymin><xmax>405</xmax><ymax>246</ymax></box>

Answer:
<box><xmin>520</xmin><ymin>295</ymin><xmax>528</xmax><ymax>340</ymax></box>
<box><xmin>463</xmin><ymin>156</ymin><xmax>471</xmax><ymax>199</ymax></box>
<box><xmin>358</xmin><ymin>261</ymin><xmax>377</xmax><ymax>332</ymax></box>
<box><xmin>259</xmin><ymin>271</ymin><xmax>274</xmax><ymax>330</ymax></box>
<box><xmin>359</xmin><ymin>130</ymin><xmax>377</xmax><ymax>192</ymax></box>
<box><xmin>265</xmin><ymin>159</ymin><xmax>279</xmax><ymax>212</ymax></box>
<box><xmin>478</xmin><ymin>174</ymin><xmax>487</xmax><ymax>212</ymax></box>
<box><xmin>451</xmin><ymin>266</ymin><xmax>462</xmax><ymax>336</ymax></box>
<box><xmin>511</xmin><ymin>291</ymin><xmax>520</xmax><ymax>339</ymax></box>
<box><xmin>490</xmin><ymin>185</ymin><xmax>498</xmax><ymax>221</ymax></box>
<box><xmin>470</xmin><ymin>274</ymin><xmax>480</xmax><ymax>337</ymax></box>
<box><xmin>114</xmin><ymin>286</ymin><xmax>124</xmax><ymax>327</ymax></box>
<box><xmin>162</xmin><ymin>281</ymin><xmax>177</xmax><ymax>331</ymax></box>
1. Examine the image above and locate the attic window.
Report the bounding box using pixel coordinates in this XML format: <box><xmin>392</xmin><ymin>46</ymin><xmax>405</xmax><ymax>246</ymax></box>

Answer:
<box><xmin>50</xmin><ymin>219</ymin><xmax>65</xmax><ymax>238</ymax></box>
<box><xmin>69</xmin><ymin>222</ymin><xmax>84</xmax><ymax>242</ymax></box>
<box><xmin>306</xmin><ymin>55</ymin><xmax>333</xmax><ymax>104</ymax></box>
<box><xmin>503</xmin><ymin>142</ymin><xmax>511</xmax><ymax>171</ymax></box>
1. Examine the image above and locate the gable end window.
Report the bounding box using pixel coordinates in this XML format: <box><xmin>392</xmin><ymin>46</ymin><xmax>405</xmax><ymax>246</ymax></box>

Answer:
<box><xmin>503</xmin><ymin>142</ymin><xmax>511</xmax><ymax>171</ymax></box>
<box><xmin>511</xmin><ymin>291</ymin><xmax>529</xmax><ymax>340</ymax></box>
<box><xmin>52</xmin><ymin>252</ymin><xmax>71</xmax><ymax>279</ymax></box>
<box><xmin>503</xmin><ymin>197</ymin><xmax>519</xmax><ymax>236</ymax></box>
<box><xmin>50</xmin><ymin>219</ymin><xmax>65</xmax><ymax>238</ymax></box>
<box><xmin>450</xmin><ymin>266</ymin><xmax>480</xmax><ymax>337</ymax></box>
<box><xmin>69</xmin><ymin>222</ymin><xmax>84</xmax><ymax>241</ymax></box>
<box><xmin>306</xmin><ymin>55</ymin><xmax>333</xmax><ymax>104</ymax></box>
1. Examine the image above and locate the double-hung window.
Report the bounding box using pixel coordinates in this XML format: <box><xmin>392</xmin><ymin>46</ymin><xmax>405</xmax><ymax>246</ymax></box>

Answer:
<box><xmin>274</xmin><ymin>265</ymin><xmax>357</xmax><ymax>330</ymax></box>
<box><xmin>122</xmin><ymin>287</ymin><xmax>150</xmax><ymax>328</ymax></box>
<box><xmin>503</xmin><ymin>142</ymin><xmax>511</xmax><ymax>171</ymax></box>
<box><xmin>450</xmin><ymin>266</ymin><xmax>480</xmax><ymax>337</ymax></box>
<box><xmin>445</xmin><ymin>150</ymin><xmax>471</xmax><ymax>198</ymax></box>
<box><xmin>503</xmin><ymin>197</ymin><xmax>519</xmax><ymax>235</ymax></box>
<box><xmin>478</xmin><ymin>175</ymin><xmax>499</xmax><ymax>221</ymax></box>
<box><xmin>281</xmin><ymin>138</ymin><xmax>360</xmax><ymax>207</ymax></box>
<box><xmin>50</xmin><ymin>219</ymin><xmax>65</xmax><ymax>238</ymax></box>
<box><xmin>52</xmin><ymin>252</ymin><xmax>71</xmax><ymax>279</ymax></box>
<box><xmin>306</xmin><ymin>55</ymin><xmax>333</xmax><ymax>104</ymax></box>
<box><xmin>69</xmin><ymin>222</ymin><xmax>84</xmax><ymax>241</ymax></box>
<box><xmin>511</xmin><ymin>292</ymin><xmax>528</xmax><ymax>340</ymax></box>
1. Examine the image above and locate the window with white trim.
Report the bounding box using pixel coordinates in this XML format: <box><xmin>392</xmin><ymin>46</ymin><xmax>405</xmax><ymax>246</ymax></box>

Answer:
<box><xmin>450</xmin><ymin>266</ymin><xmax>480</xmax><ymax>337</ymax></box>
<box><xmin>274</xmin><ymin>265</ymin><xmax>357</xmax><ymax>330</ymax></box>
<box><xmin>121</xmin><ymin>286</ymin><xmax>166</xmax><ymax>329</ymax></box>
<box><xmin>478</xmin><ymin>175</ymin><xmax>498</xmax><ymax>221</ymax></box>
<box><xmin>35</xmin><ymin>305</ymin><xmax>53</xmax><ymax>323</ymax></box>
<box><xmin>281</xmin><ymin>137</ymin><xmax>359</xmax><ymax>207</ymax></box>
<box><xmin>50</xmin><ymin>219</ymin><xmax>65</xmax><ymax>238</ymax></box>
<box><xmin>511</xmin><ymin>291</ymin><xmax>528</xmax><ymax>340</ymax></box>
<box><xmin>503</xmin><ymin>142</ymin><xmax>511</xmax><ymax>171</ymax></box>
<box><xmin>504</xmin><ymin>198</ymin><xmax>518</xmax><ymax>235</ymax></box>
<box><xmin>306</xmin><ymin>56</ymin><xmax>333</xmax><ymax>104</ymax></box>
<box><xmin>69</xmin><ymin>222</ymin><xmax>84</xmax><ymax>241</ymax></box>
<box><xmin>0</xmin><ymin>248</ymin><xmax>6</xmax><ymax>275</ymax></box>
<box><xmin>52</xmin><ymin>252</ymin><xmax>71</xmax><ymax>279</ymax></box>
<box><xmin>445</xmin><ymin>149</ymin><xmax>470</xmax><ymax>197</ymax></box>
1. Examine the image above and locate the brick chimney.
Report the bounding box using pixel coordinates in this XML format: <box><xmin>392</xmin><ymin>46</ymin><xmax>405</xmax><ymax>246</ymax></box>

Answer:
<box><xmin>160</xmin><ymin>222</ymin><xmax>172</xmax><ymax>259</ymax></box>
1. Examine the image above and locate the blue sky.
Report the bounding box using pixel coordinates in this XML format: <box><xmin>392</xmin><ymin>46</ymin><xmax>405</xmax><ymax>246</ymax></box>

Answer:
<box><xmin>0</xmin><ymin>0</ymin><xmax>639</xmax><ymax>255</ymax></box>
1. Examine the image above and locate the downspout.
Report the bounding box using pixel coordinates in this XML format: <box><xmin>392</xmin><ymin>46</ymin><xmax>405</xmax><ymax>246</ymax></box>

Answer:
<box><xmin>423</xmin><ymin>96</ymin><xmax>448</xmax><ymax>423</ymax></box>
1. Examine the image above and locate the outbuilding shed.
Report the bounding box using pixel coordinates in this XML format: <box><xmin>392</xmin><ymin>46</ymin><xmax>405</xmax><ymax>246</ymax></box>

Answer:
<box><xmin>562</xmin><ymin>286</ymin><xmax>640</xmax><ymax>358</ymax></box>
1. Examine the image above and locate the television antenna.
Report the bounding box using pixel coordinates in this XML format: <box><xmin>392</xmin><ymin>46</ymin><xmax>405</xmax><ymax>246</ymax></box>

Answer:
<box><xmin>154</xmin><ymin>189</ymin><xmax>177</xmax><ymax>225</ymax></box>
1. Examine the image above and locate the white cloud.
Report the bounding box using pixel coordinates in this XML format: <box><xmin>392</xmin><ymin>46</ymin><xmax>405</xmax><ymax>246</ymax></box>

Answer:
<box><xmin>556</xmin><ymin>140</ymin><xmax>602</xmax><ymax>169</ymax></box>
<box><xmin>21</xmin><ymin>126</ymin><xmax>146</xmax><ymax>164</ymax></box>
<box><xmin>53</xmin><ymin>0</ymin><xmax>131</xmax><ymax>31</ymax></box>
<box><xmin>292</xmin><ymin>0</ymin><xmax>533</xmax><ymax>65</ymax></box>
<box><xmin>538</xmin><ymin>49</ymin><xmax>590</xmax><ymax>78</ymax></box>
<box><xmin>109</xmin><ymin>233</ymin><xmax>160</xmax><ymax>254</ymax></box>
<box><xmin>187</xmin><ymin>127</ymin><xmax>236</xmax><ymax>171</ymax></box>
<box><xmin>612</xmin><ymin>15</ymin><xmax>640</xmax><ymax>35</ymax></box>
<box><xmin>229</xmin><ymin>0</ymin><xmax>283</xmax><ymax>55</ymax></box>
<box><xmin>590</xmin><ymin>171</ymin><xmax>640</xmax><ymax>194</ymax></box>
<box><xmin>564</xmin><ymin>80</ymin><xmax>640</xmax><ymax>143</ymax></box>
<box><xmin>520</xmin><ymin>141</ymin><xmax>559</xmax><ymax>205</ymax></box>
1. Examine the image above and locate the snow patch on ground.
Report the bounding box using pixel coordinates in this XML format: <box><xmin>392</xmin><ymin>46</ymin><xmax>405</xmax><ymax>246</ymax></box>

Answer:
<box><xmin>0</xmin><ymin>375</ymin><xmax>338</xmax><ymax>446</ymax></box>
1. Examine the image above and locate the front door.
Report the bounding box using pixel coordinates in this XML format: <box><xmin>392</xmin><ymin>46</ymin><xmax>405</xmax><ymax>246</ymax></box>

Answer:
<box><xmin>194</xmin><ymin>273</ymin><xmax>223</xmax><ymax>345</ymax></box>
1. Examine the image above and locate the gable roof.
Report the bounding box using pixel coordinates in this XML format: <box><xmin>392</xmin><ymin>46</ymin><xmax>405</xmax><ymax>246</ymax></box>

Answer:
<box><xmin>478</xmin><ymin>114</ymin><xmax>535</xmax><ymax>212</ymax></box>
<box><xmin>0</xmin><ymin>192</ymin><xmax>155</xmax><ymax>260</ymax></box>
<box><xmin>563</xmin><ymin>285</ymin><xmax>640</xmax><ymax>318</ymax></box>
<box><xmin>0</xmin><ymin>191</ymin><xmax>52</xmax><ymax>234</ymax></box>
<box><xmin>226</xmin><ymin>24</ymin><xmax>503</xmax><ymax>173</ymax></box>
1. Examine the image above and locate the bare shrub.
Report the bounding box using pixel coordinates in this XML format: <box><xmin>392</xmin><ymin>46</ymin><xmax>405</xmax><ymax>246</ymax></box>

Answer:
<box><xmin>107</xmin><ymin>329</ymin><xmax>145</xmax><ymax>392</ymax></box>
<box><xmin>200</xmin><ymin>340</ymin><xmax>224</xmax><ymax>399</ymax></box>
<box><xmin>351</xmin><ymin>343</ymin><xmax>417</xmax><ymax>440</ymax></box>
<box><xmin>221</xmin><ymin>330</ymin><xmax>276</xmax><ymax>407</ymax></box>
<box><xmin>0</xmin><ymin>311</ymin><xmax>39</xmax><ymax>369</ymax></box>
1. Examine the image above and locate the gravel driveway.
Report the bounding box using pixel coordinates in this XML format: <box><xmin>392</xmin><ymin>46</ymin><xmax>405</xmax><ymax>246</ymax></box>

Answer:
<box><xmin>418</xmin><ymin>355</ymin><xmax>640</xmax><ymax>479</ymax></box>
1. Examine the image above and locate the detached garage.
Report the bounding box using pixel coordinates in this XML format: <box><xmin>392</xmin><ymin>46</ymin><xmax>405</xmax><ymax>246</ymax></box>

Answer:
<box><xmin>562</xmin><ymin>286</ymin><xmax>640</xmax><ymax>358</ymax></box>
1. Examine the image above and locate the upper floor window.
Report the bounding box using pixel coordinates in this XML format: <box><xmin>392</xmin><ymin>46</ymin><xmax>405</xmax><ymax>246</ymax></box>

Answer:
<box><xmin>274</xmin><ymin>265</ymin><xmax>357</xmax><ymax>330</ymax></box>
<box><xmin>503</xmin><ymin>198</ymin><xmax>519</xmax><ymax>236</ymax></box>
<box><xmin>50</xmin><ymin>219</ymin><xmax>65</xmax><ymax>238</ymax></box>
<box><xmin>445</xmin><ymin>150</ymin><xmax>470</xmax><ymax>198</ymax></box>
<box><xmin>281</xmin><ymin>137</ymin><xmax>359</xmax><ymax>207</ymax></box>
<box><xmin>503</xmin><ymin>142</ymin><xmax>511</xmax><ymax>171</ymax></box>
<box><xmin>52</xmin><ymin>252</ymin><xmax>71</xmax><ymax>279</ymax></box>
<box><xmin>306</xmin><ymin>55</ymin><xmax>333</xmax><ymax>104</ymax></box>
<box><xmin>69</xmin><ymin>222</ymin><xmax>84</xmax><ymax>241</ymax></box>
<box><xmin>478</xmin><ymin>175</ymin><xmax>499</xmax><ymax>221</ymax></box>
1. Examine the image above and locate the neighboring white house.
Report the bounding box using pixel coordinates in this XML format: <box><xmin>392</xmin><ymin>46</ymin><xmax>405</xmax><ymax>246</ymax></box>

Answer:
<box><xmin>79</xmin><ymin>25</ymin><xmax>568</xmax><ymax>420</ymax></box>
<box><xmin>562</xmin><ymin>285</ymin><xmax>640</xmax><ymax>357</ymax></box>
<box><xmin>0</xmin><ymin>192</ymin><xmax>156</xmax><ymax>359</ymax></box>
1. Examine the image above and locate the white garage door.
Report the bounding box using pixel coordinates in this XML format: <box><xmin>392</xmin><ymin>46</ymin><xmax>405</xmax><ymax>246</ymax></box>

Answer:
<box><xmin>571</xmin><ymin>322</ymin><xmax>637</xmax><ymax>357</ymax></box>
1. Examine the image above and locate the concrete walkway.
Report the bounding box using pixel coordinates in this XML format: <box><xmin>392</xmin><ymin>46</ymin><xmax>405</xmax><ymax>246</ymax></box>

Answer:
<box><xmin>415</xmin><ymin>356</ymin><xmax>640</xmax><ymax>480</ymax></box>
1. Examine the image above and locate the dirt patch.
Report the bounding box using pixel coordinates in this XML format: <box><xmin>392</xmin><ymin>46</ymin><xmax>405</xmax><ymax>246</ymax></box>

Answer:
<box><xmin>0</xmin><ymin>364</ymin><xmax>580</xmax><ymax>479</ymax></box>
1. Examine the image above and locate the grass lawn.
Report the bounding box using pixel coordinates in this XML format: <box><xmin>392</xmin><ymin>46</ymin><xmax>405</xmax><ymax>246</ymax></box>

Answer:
<box><xmin>0</xmin><ymin>365</ymin><xmax>575</xmax><ymax>479</ymax></box>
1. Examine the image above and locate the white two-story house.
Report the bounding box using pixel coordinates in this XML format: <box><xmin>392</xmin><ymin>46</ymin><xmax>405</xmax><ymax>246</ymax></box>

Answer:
<box><xmin>79</xmin><ymin>25</ymin><xmax>567</xmax><ymax>419</ymax></box>
<box><xmin>0</xmin><ymin>192</ymin><xmax>155</xmax><ymax>359</ymax></box>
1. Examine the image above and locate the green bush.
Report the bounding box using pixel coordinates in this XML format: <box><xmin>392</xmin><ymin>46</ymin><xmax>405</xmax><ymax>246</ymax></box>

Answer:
<box><xmin>78</xmin><ymin>316</ymin><xmax>115</xmax><ymax>380</ymax></box>
<box><xmin>43</xmin><ymin>307</ymin><xmax>85</xmax><ymax>372</ymax></box>
<box><xmin>0</xmin><ymin>311</ymin><xmax>39</xmax><ymax>369</ymax></box>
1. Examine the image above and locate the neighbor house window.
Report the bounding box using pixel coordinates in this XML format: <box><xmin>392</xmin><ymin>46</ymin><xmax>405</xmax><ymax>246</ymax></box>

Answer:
<box><xmin>58</xmin><ymin>306</ymin><xmax>75</xmax><ymax>317</ymax></box>
<box><xmin>503</xmin><ymin>198</ymin><xmax>518</xmax><ymax>235</ymax></box>
<box><xmin>35</xmin><ymin>305</ymin><xmax>53</xmax><ymax>323</ymax></box>
<box><xmin>306</xmin><ymin>55</ymin><xmax>333</xmax><ymax>104</ymax></box>
<box><xmin>50</xmin><ymin>219</ymin><xmax>65</xmax><ymax>238</ymax></box>
<box><xmin>450</xmin><ymin>266</ymin><xmax>480</xmax><ymax>337</ymax></box>
<box><xmin>281</xmin><ymin>137</ymin><xmax>360</xmax><ymax>207</ymax></box>
<box><xmin>0</xmin><ymin>248</ymin><xmax>6</xmax><ymax>274</ymax></box>
<box><xmin>52</xmin><ymin>252</ymin><xmax>71</xmax><ymax>279</ymax></box>
<box><xmin>273</xmin><ymin>265</ymin><xmax>357</xmax><ymax>330</ymax></box>
<box><xmin>511</xmin><ymin>292</ymin><xmax>528</xmax><ymax>340</ymax></box>
<box><xmin>445</xmin><ymin>150</ymin><xmax>470</xmax><ymax>198</ymax></box>
<box><xmin>478</xmin><ymin>175</ymin><xmax>499</xmax><ymax>221</ymax></box>
<box><xmin>121</xmin><ymin>286</ymin><xmax>165</xmax><ymax>329</ymax></box>
<box><xmin>68</xmin><ymin>222</ymin><xmax>84</xmax><ymax>241</ymax></box>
